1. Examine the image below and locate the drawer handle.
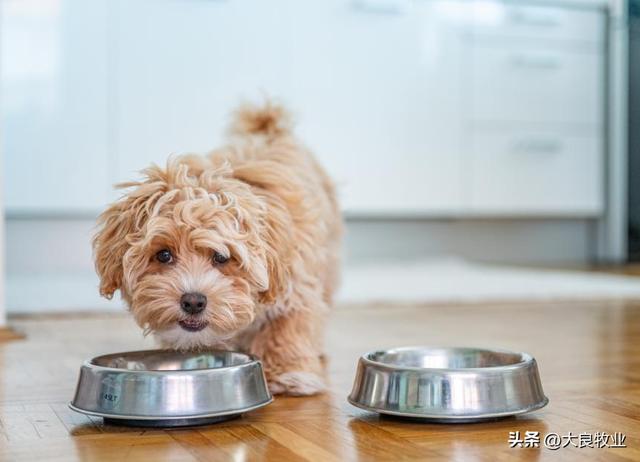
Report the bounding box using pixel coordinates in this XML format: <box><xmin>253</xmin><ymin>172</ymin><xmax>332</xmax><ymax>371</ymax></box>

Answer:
<box><xmin>512</xmin><ymin>139</ymin><xmax>563</xmax><ymax>154</ymax></box>
<box><xmin>509</xmin><ymin>10</ymin><xmax>560</xmax><ymax>28</ymax></box>
<box><xmin>351</xmin><ymin>0</ymin><xmax>410</xmax><ymax>15</ymax></box>
<box><xmin>509</xmin><ymin>55</ymin><xmax>560</xmax><ymax>70</ymax></box>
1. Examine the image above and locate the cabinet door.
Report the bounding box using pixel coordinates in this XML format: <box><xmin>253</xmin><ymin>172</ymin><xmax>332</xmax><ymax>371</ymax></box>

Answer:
<box><xmin>469</xmin><ymin>2</ymin><xmax>605</xmax><ymax>45</ymax></box>
<box><xmin>112</xmin><ymin>0</ymin><xmax>292</xmax><ymax>189</ymax></box>
<box><xmin>1</xmin><ymin>0</ymin><xmax>110</xmax><ymax>212</ymax></box>
<box><xmin>467</xmin><ymin>128</ymin><xmax>603</xmax><ymax>215</ymax></box>
<box><xmin>470</xmin><ymin>44</ymin><xmax>604</xmax><ymax>127</ymax></box>
<box><xmin>286</xmin><ymin>0</ymin><xmax>466</xmax><ymax>214</ymax></box>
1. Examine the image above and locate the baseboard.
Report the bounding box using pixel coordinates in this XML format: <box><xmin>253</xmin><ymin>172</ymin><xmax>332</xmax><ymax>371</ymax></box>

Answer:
<box><xmin>6</xmin><ymin>273</ymin><xmax>125</xmax><ymax>314</ymax></box>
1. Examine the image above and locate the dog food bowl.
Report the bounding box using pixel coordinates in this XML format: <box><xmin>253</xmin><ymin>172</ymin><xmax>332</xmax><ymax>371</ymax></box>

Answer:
<box><xmin>348</xmin><ymin>346</ymin><xmax>548</xmax><ymax>422</ymax></box>
<box><xmin>69</xmin><ymin>349</ymin><xmax>272</xmax><ymax>427</ymax></box>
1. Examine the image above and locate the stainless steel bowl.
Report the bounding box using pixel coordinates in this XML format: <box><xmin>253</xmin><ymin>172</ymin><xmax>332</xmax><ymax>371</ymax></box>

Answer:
<box><xmin>70</xmin><ymin>349</ymin><xmax>272</xmax><ymax>427</ymax></box>
<box><xmin>348</xmin><ymin>347</ymin><xmax>548</xmax><ymax>422</ymax></box>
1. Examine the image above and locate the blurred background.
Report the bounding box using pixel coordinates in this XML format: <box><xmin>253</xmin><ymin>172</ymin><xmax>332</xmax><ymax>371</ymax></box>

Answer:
<box><xmin>0</xmin><ymin>0</ymin><xmax>636</xmax><ymax>318</ymax></box>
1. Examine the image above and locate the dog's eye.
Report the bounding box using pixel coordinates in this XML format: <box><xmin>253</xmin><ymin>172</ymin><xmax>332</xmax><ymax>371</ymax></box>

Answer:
<box><xmin>155</xmin><ymin>249</ymin><xmax>173</xmax><ymax>264</ymax></box>
<box><xmin>212</xmin><ymin>251</ymin><xmax>229</xmax><ymax>265</ymax></box>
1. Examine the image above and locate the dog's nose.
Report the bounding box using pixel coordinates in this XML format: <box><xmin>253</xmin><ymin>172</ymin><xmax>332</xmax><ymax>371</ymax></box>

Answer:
<box><xmin>180</xmin><ymin>292</ymin><xmax>207</xmax><ymax>314</ymax></box>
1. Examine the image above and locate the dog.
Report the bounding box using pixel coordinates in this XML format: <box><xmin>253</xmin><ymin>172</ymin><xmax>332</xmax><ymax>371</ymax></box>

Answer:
<box><xmin>93</xmin><ymin>102</ymin><xmax>342</xmax><ymax>395</ymax></box>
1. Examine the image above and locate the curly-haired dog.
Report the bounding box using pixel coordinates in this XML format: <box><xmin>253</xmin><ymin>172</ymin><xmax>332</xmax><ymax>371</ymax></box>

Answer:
<box><xmin>93</xmin><ymin>102</ymin><xmax>342</xmax><ymax>395</ymax></box>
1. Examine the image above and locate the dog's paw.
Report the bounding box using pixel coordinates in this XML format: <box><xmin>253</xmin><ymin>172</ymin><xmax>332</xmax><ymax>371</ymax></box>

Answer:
<box><xmin>268</xmin><ymin>371</ymin><xmax>326</xmax><ymax>396</ymax></box>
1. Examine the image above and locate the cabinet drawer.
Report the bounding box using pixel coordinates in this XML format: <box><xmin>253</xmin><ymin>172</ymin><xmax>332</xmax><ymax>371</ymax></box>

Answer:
<box><xmin>470</xmin><ymin>45</ymin><xmax>604</xmax><ymax>126</ymax></box>
<box><xmin>468</xmin><ymin>129</ymin><xmax>603</xmax><ymax>215</ymax></box>
<box><xmin>469</xmin><ymin>2</ymin><xmax>605</xmax><ymax>44</ymax></box>
<box><xmin>3</xmin><ymin>0</ymin><xmax>111</xmax><ymax>212</ymax></box>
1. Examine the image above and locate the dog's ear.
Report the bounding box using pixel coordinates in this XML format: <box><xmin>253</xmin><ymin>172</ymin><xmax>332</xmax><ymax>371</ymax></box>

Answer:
<box><xmin>231</xmin><ymin>164</ymin><xmax>294</xmax><ymax>305</ymax></box>
<box><xmin>94</xmin><ymin>163</ymin><xmax>173</xmax><ymax>299</ymax></box>
<box><xmin>93</xmin><ymin>197</ymin><xmax>138</xmax><ymax>299</ymax></box>
<box><xmin>257</xmin><ymin>194</ymin><xmax>293</xmax><ymax>305</ymax></box>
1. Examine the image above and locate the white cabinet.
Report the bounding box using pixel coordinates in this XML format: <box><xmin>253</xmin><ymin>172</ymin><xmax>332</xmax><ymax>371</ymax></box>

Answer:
<box><xmin>1</xmin><ymin>0</ymin><xmax>110</xmax><ymax>212</ymax></box>
<box><xmin>467</xmin><ymin>128</ymin><xmax>603</xmax><ymax>214</ymax></box>
<box><xmin>470</xmin><ymin>44</ymin><xmax>604</xmax><ymax>127</ymax></box>
<box><xmin>1</xmin><ymin>0</ymin><xmax>607</xmax><ymax>217</ymax></box>
<box><xmin>287</xmin><ymin>0</ymin><xmax>466</xmax><ymax>214</ymax></box>
<box><xmin>469</xmin><ymin>2</ymin><xmax>605</xmax><ymax>44</ymax></box>
<box><xmin>111</xmin><ymin>0</ymin><xmax>293</xmax><ymax>189</ymax></box>
<box><xmin>465</xmin><ymin>1</ymin><xmax>605</xmax><ymax>215</ymax></box>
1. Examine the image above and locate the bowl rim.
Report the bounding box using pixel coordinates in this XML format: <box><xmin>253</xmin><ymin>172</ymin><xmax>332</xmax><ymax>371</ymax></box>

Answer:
<box><xmin>360</xmin><ymin>346</ymin><xmax>535</xmax><ymax>373</ymax></box>
<box><xmin>84</xmin><ymin>348</ymin><xmax>262</xmax><ymax>374</ymax></box>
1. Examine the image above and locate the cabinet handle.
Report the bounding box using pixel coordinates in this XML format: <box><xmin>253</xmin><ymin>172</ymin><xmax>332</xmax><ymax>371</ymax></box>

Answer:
<box><xmin>351</xmin><ymin>0</ymin><xmax>410</xmax><ymax>15</ymax></box>
<box><xmin>509</xmin><ymin>54</ymin><xmax>560</xmax><ymax>70</ymax></box>
<box><xmin>511</xmin><ymin>138</ymin><xmax>563</xmax><ymax>154</ymax></box>
<box><xmin>508</xmin><ymin>9</ymin><xmax>560</xmax><ymax>28</ymax></box>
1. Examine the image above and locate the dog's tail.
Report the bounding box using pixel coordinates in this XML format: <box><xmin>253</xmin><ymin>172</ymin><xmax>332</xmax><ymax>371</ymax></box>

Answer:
<box><xmin>229</xmin><ymin>100</ymin><xmax>293</xmax><ymax>139</ymax></box>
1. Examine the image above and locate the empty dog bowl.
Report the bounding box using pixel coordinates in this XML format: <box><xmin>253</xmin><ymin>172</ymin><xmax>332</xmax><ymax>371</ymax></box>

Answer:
<box><xmin>69</xmin><ymin>349</ymin><xmax>272</xmax><ymax>427</ymax></box>
<box><xmin>348</xmin><ymin>346</ymin><xmax>548</xmax><ymax>422</ymax></box>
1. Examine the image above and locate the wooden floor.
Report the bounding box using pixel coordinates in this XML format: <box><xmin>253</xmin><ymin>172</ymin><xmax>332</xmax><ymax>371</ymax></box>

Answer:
<box><xmin>1</xmin><ymin>300</ymin><xmax>639</xmax><ymax>461</ymax></box>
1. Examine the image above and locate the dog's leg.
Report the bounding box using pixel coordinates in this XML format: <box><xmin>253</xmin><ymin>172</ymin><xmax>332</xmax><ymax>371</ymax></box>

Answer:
<box><xmin>250</xmin><ymin>307</ymin><xmax>327</xmax><ymax>396</ymax></box>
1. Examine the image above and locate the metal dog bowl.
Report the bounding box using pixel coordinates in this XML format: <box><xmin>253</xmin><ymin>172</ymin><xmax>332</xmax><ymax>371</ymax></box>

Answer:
<box><xmin>348</xmin><ymin>346</ymin><xmax>548</xmax><ymax>422</ymax></box>
<box><xmin>70</xmin><ymin>349</ymin><xmax>272</xmax><ymax>427</ymax></box>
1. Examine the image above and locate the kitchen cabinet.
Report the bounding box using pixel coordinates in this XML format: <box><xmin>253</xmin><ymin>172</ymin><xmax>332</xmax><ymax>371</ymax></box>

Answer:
<box><xmin>1</xmin><ymin>0</ymin><xmax>607</xmax><ymax>217</ymax></box>
<box><xmin>467</xmin><ymin>128</ymin><xmax>602</xmax><ymax>214</ymax></box>
<box><xmin>2</xmin><ymin>0</ymin><xmax>110</xmax><ymax>212</ymax></box>
<box><xmin>286</xmin><ymin>0</ymin><xmax>467</xmax><ymax>214</ymax></box>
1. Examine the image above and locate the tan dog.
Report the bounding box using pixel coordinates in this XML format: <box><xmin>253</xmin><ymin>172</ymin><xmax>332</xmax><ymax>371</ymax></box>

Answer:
<box><xmin>93</xmin><ymin>102</ymin><xmax>342</xmax><ymax>395</ymax></box>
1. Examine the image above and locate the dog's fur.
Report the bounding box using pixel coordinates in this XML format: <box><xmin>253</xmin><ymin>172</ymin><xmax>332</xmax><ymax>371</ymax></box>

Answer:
<box><xmin>93</xmin><ymin>102</ymin><xmax>342</xmax><ymax>395</ymax></box>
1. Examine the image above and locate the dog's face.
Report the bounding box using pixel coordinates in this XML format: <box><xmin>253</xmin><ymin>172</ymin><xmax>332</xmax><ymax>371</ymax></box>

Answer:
<box><xmin>93</xmin><ymin>157</ymin><xmax>287</xmax><ymax>349</ymax></box>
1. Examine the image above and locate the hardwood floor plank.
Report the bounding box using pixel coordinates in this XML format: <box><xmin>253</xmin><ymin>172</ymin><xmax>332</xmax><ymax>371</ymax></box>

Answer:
<box><xmin>249</xmin><ymin>422</ymin><xmax>342</xmax><ymax>462</ymax></box>
<box><xmin>49</xmin><ymin>402</ymin><xmax>101</xmax><ymax>435</ymax></box>
<box><xmin>166</xmin><ymin>430</ymin><xmax>235</xmax><ymax>462</ymax></box>
<box><xmin>201</xmin><ymin>424</ymin><xmax>308</xmax><ymax>461</ymax></box>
